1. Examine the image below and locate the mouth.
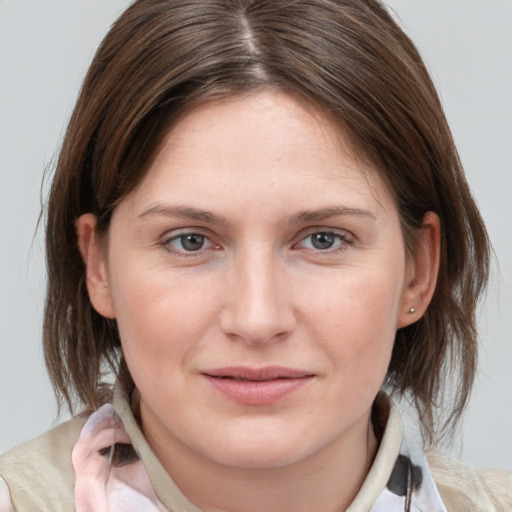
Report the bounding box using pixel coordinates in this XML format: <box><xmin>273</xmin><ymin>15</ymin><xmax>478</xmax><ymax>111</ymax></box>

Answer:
<box><xmin>201</xmin><ymin>366</ymin><xmax>314</xmax><ymax>405</ymax></box>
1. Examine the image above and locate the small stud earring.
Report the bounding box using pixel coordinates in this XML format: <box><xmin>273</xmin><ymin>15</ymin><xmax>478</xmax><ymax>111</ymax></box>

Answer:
<box><xmin>408</xmin><ymin>307</ymin><xmax>416</xmax><ymax>314</ymax></box>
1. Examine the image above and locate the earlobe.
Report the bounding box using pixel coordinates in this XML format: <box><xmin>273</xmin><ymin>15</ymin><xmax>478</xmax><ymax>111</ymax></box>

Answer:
<box><xmin>398</xmin><ymin>212</ymin><xmax>441</xmax><ymax>328</ymax></box>
<box><xmin>76</xmin><ymin>214</ymin><xmax>116</xmax><ymax>319</ymax></box>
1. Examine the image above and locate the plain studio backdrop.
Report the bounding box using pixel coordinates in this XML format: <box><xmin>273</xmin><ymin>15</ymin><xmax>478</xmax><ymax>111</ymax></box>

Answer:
<box><xmin>0</xmin><ymin>1</ymin><xmax>511</xmax><ymax>472</ymax></box>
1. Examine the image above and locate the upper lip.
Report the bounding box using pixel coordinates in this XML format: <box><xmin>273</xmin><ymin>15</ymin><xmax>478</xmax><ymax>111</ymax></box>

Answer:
<box><xmin>202</xmin><ymin>366</ymin><xmax>314</xmax><ymax>381</ymax></box>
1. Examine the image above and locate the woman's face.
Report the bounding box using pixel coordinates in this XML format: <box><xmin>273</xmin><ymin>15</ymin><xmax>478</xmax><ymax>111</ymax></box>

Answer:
<box><xmin>83</xmin><ymin>90</ymin><xmax>421</xmax><ymax>470</ymax></box>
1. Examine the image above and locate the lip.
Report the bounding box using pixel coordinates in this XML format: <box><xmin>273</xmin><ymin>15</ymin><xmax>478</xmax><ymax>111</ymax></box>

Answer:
<box><xmin>202</xmin><ymin>366</ymin><xmax>314</xmax><ymax>405</ymax></box>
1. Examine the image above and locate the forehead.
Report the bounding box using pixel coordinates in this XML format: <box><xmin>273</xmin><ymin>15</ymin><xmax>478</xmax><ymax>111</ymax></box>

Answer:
<box><xmin>121</xmin><ymin>90</ymin><xmax>397</xmax><ymax>219</ymax></box>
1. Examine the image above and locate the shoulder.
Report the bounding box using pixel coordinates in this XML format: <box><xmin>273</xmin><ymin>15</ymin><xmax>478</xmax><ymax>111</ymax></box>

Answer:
<box><xmin>427</xmin><ymin>450</ymin><xmax>512</xmax><ymax>512</ymax></box>
<box><xmin>0</xmin><ymin>415</ymin><xmax>86</xmax><ymax>512</ymax></box>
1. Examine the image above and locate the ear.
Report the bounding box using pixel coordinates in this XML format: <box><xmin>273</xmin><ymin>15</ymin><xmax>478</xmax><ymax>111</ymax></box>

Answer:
<box><xmin>76</xmin><ymin>213</ymin><xmax>116</xmax><ymax>319</ymax></box>
<box><xmin>397</xmin><ymin>212</ymin><xmax>441</xmax><ymax>328</ymax></box>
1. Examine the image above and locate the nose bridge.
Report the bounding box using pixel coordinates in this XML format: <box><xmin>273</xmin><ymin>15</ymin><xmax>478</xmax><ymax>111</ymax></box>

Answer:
<box><xmin>220</xmin><ymin>244</ymin><xmax>294</xmax><ymax>344</ymax></box>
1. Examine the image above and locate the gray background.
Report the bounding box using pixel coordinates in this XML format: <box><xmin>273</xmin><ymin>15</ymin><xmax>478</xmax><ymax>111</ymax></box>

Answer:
<box><xmin>1</xmin><ymin>1</ymin><xmax>511</xmax><ymax>472</ymax></box>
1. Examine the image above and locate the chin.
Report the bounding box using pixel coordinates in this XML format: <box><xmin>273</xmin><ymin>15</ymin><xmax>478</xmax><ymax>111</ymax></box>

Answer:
<box><xmin>198</xmin><ymin>427</ymin><xmax>315</xmax><ymax>469</ymax></box>
<box><xmin>213</xmin><ymin>445</ymin><xmax>307</xmax><ymax>469</ymax></box>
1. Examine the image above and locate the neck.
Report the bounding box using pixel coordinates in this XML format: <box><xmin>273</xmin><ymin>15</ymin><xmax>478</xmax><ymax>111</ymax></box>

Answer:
<box><xmin>143</xmin><ymin>411</ymin><xmax>378</xmax><ymax>512</ymax></box>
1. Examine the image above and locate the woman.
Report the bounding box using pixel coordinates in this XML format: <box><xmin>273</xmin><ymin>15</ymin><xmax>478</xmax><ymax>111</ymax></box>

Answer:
<box><xmin>1</xmin><ymin>0</ymin><xmax>510</xmax><ymax>510</ymax></box>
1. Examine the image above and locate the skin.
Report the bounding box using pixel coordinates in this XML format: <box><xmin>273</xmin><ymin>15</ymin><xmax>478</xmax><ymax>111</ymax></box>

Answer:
<box><xmin>77</xmin><ymin>90</ymin><xmax>440</xmax><ymax>512</ymax></box>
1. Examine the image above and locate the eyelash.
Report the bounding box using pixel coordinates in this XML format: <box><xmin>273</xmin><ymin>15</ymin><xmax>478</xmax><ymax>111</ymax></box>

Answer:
<box><xmin>159</xmin><ymin>229</ymin><xmax>352</xmax><ymax>257</ymax></box>
<box><xmin>293</xmin><ymin>230</ymin><xmax>352</xmax><ymax>253</ymax></box>
<box><xmin>160</xmin><ymin>232</ymin><xmax>218</xmax><ymax>257</ymax></box>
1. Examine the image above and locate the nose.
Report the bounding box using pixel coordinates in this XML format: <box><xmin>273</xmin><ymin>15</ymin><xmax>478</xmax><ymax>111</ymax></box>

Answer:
<box><xmin>218</xmin><ymin>248</ymin><xmax>296</xmax><ymax>345</ymax></box>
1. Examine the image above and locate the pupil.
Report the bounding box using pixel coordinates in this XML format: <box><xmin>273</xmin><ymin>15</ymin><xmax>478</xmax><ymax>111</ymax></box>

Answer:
<box><xmin>182</xmin><ymin>234</ymin><xmax>204</xmax><ymax>251</ymax></box>
<box><xmin>312</xmin><ymin>232</ymin><xmax>334</xmax><ymax>250</ymax></box>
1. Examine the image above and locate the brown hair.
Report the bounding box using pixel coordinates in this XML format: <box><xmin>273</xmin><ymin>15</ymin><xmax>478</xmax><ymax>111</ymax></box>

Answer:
<box><xmin>44</xmin><ymin>0</ymin><xmax>490</xmax><ymax>445</ymax></box>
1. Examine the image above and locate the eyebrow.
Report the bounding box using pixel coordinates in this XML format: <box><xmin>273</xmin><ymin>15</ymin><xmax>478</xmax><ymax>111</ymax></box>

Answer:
<box><xmin>138</xmin><ymin>203</ymin><xmax>375</xmax><ymax>225</ymax></box>
<box><xmin>289</xmin><ymin>206</ymin><xmax>376</xmax><ymax>224</ymax></box>
<box><xmin>138</xmin><ymin>203</ymin><xmax>228</xmax><ymax>224</ymax></box>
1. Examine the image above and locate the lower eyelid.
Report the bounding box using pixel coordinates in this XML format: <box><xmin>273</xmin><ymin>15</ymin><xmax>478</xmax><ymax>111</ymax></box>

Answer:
<box><xmin>160</xmin><ymin>232</ymin><xmax>224</xmax><ymax>257</ymax></box>
<box><xmin>296</xmin><ymin>231</ymin><xmax>350</xmax><ymax>249</ymax></box>
<box><xmin>159</xmin><ymin>230</ymin><xmax>352</xmax><ymax>253</ymax></box>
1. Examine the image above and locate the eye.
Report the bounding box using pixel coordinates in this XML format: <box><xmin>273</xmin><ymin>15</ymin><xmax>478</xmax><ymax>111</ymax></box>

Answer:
<box><xmin>163</xmin><ymin>233</ymin><xmax>215</xmax><ymax>254</ymax></box>
<box><xmin>296</xmin><ymin>231</ymin><xmax>348</xmax><ymax>251</ymax></box>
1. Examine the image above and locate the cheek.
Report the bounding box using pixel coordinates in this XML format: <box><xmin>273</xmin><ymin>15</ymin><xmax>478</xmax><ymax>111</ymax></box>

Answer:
<box><xmin>301</xmin><ymin>265</ymin><xmax>404</xmax><ymax>378</ymax></box>
<box><xmin>108</xmin><ymin>263</ymin><xmax>218</xmax><ymax>367</ymax></box>
<box><xmin>304</xmin><ymin>265</ymin><xmax>404</xmax><ymax>335</ymax></box>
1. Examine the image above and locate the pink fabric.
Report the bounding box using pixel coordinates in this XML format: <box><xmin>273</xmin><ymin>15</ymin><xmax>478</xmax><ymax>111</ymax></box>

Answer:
<box><xmin>72</xmin><ymin>404</ymin><xmax>167</xmax><ymax>512</ymax></box>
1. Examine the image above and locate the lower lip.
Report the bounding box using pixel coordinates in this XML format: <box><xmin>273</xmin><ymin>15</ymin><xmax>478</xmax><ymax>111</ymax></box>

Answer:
<box><xmin>203</xmin><ymin>375</ymin><xmax>312</xmax><ymax>405</ymax></box>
